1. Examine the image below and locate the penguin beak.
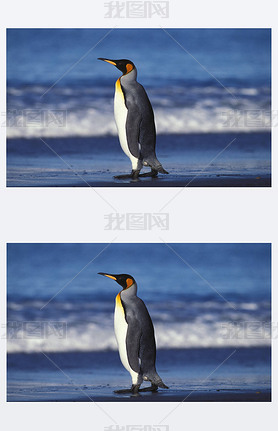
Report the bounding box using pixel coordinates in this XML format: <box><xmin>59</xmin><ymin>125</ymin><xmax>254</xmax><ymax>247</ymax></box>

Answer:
<box><xmin>98</xmin><ymin>272</ymin><xmax>117</xmax><ymax>280</ymax></box>
<box><xmin>97</xmin><ymin>58</ymin><xmax>117</xmax><ymax>66</ymax></box>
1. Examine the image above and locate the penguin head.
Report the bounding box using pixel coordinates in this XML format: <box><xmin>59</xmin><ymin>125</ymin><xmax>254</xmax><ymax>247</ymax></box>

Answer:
<box><xmin>98</xmin><ymin>272</ymin><xmax>135</xmax><ymax>289</ymax></box>
<box><xmin>98</xmin><ymin>58</ymin><xmax>135</xmax><ymax>75</ymax></box>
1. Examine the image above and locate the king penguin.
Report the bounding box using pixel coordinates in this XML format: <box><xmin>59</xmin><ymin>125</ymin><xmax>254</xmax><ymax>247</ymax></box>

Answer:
<box><xmin>98</xmin><ymin>272</ymin><xmax>168</xmax><ymax>394</ymax></box>
<box><xmin>98</xmin><ymin>58</ymin><xmax>168</xmax><ymax>179</ymax></box>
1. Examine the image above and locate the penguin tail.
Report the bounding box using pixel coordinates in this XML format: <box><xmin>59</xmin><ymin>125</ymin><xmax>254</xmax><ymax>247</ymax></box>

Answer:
<box><xmin>143</xmin><ymin>158</ymin><xmax>168</xmax><ymax>175</ymax></box>
<box><xmin>157</xmin><ymin>380</ymin><xmax>169</xmax><ymax>389</ymax></box>
<box><xmin>156</xmin><ymin>166</ymin><xmax>169</xmax><ymax>175</ymax></box>
<box><xmin>145</xmin><ymin>371</ymin><xmax>169</xmax><ymax>389</ymax></box>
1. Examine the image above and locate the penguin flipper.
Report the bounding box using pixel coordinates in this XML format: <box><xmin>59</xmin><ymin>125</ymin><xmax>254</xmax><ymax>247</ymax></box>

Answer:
<box><xmin>125</xmin><ymin>318</ymin><xmax>142</xmax><ymax>374</ymax></box>
<box><xmin>125</xmin><ymin>106</ymin><xmax>141</xmax><ymax>160</ymax></box>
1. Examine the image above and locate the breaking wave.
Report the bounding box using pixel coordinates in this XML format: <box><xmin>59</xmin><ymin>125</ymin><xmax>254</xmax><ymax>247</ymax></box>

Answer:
<box><xmin>7</xmin><ymin>299</ymin><xmax>271</xmax><ymax>353</ymax></box>
<box><xmin>7</xmin><ymin>84</ymin><xmax>271</xmax><ymax>138</ymax></box>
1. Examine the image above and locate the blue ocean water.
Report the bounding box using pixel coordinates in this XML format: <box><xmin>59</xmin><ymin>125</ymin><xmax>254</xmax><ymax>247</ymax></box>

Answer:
<box><xmin>7</xmin><ymin>243</ymin><xmax>271</xmax><ymax>352</ymax></box>
<box><xmin>7</xmin><ymin>29</ymin><xmax>271</xmax><ymax>137</ymax></box>
<box><xmin>7</xmin><ymin>348</ymin><xmax>271</xmax><ymax>401</ymax></box>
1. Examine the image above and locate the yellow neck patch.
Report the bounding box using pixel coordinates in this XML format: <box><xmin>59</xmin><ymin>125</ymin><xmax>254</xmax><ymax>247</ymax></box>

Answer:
<box><xmin>116</xmin><ymin>292</ymin><xmax>124</xmax><ymax>313</ymax></box>
<box><xmin>115</xmin><ymin>78</ymin><xmax>125</xmax><ymax>100</ymax></box>
<box><xmin>116</xmin><ymin>78</ymin><xmax>122</xmax><ymax>91</ymax></box>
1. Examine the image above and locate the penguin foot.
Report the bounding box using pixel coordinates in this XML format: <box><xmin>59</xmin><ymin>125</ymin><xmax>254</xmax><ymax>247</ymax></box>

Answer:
<box><xmin>114</xmin><ymin>174</ymin><xmax>133</xmax><ymax>180</ymax></box>
<box><xmin>139</xmin><ymin>384</ymin><xmax>158</xmax><ymax>392</ymax></box>
<box><xmin>114</xmin><ymin>170</ymin><xmax>140</xmax><ymax>180</ymax></box>
<box><xmin>114</xmin><ymin>384</ymin><xmax>140</xmax><ymax>394</ymax></box>
<box><xmin>114</xmin><ymin>388</ymin><xmax>133</xmax><ymax>394</ymax></box>
<box><xmin>139</xmin><ymin>169</ymin><xmax>158</xmax><ymax>178</ymax></box>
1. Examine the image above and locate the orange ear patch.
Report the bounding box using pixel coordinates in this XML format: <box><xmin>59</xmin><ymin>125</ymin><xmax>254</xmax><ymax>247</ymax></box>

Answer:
<box><xmin>126</xmin><ymin>278</ymin><xmax>134</xmax><ymax>288</ymax></box>
<box><xmin>125</xmin><ymin>63</ymin><xmax>133</xmax><ymax>74</ymax></box>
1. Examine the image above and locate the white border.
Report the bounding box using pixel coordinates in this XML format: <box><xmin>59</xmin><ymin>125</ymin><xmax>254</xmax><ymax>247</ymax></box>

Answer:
<box><xmin>1</xmin><ymin>1</ymin><xmax>277</xmax><ymax>430</ymax></box>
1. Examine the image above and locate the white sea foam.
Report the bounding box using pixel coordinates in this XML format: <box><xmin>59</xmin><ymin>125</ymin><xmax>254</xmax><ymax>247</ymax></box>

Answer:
<box><xmin>7</xmin><ymin>318</ymin><xmax>271</xmax><ymax>353</ymax></box>
<box><xmin>6</xmin><ymin>106</ymin><xmax>271</xmax><ymax>139</ymax></box>
<box><xmin>7</xmin><ymin>84</ymin><xmax>270</xmax><ymax>138</ymax></box>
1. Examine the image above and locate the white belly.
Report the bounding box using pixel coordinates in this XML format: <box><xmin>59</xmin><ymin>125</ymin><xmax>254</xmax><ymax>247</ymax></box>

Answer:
<box><xmin>114</xmin><ymin>293</ymin><xmax>139</xmax><ymax>385</ymax></box>
<box><xmin>114</xmin><ymin>79</ymin><xmax>140</xmax><ymax>171</ymax></box>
